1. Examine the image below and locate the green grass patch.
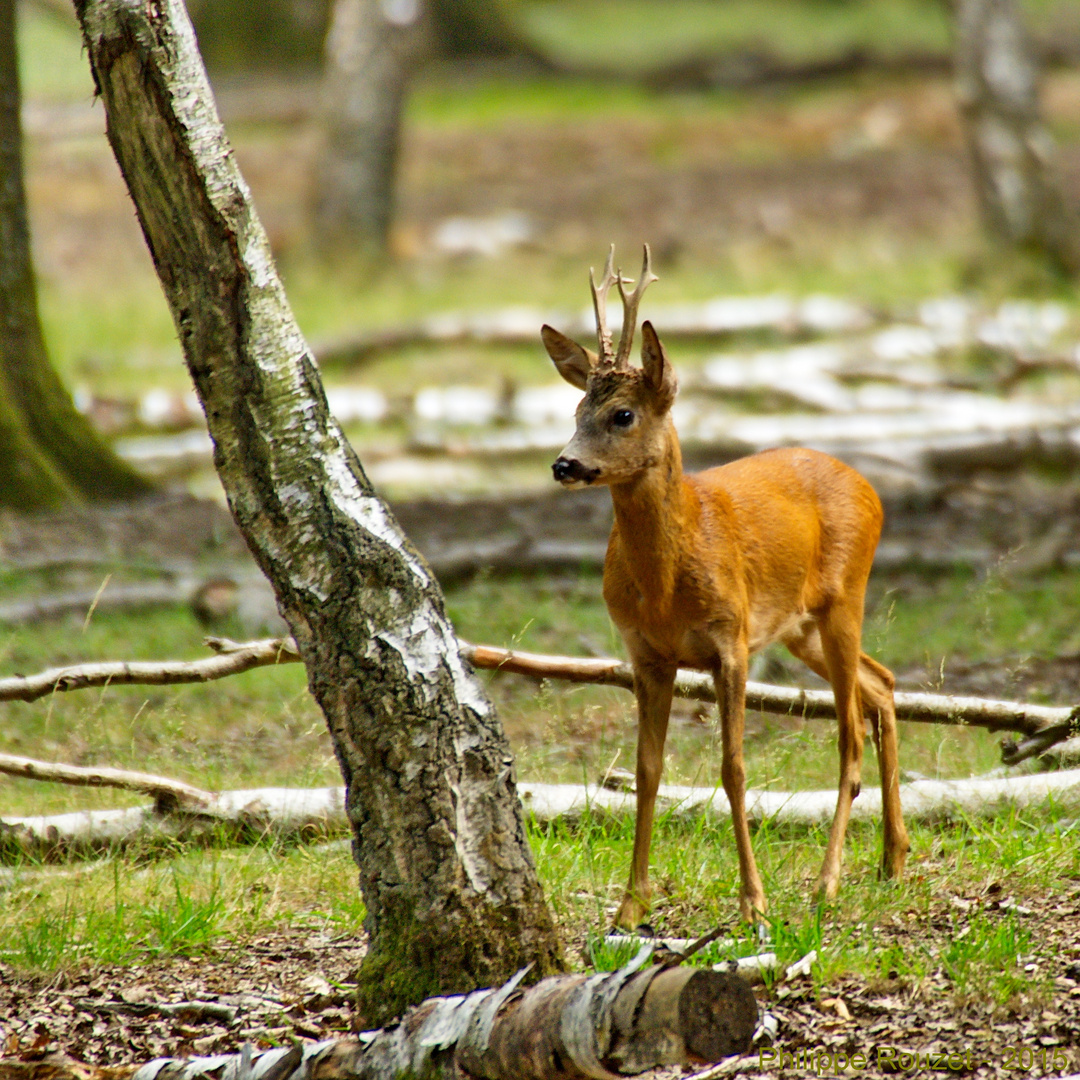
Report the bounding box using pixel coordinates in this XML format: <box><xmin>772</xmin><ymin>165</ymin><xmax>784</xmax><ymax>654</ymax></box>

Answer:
<box><xmin>0</xmin><ymin>841</ymin><xmax>367</xmax><ymax>972</ymax></box>
<box><xmin>6</xmin><ymin>804</ymin><xmax>1073</xmax><ymax>1015</ymax></box>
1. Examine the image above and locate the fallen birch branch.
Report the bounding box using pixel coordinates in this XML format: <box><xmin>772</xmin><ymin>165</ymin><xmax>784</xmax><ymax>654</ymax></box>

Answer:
<box><xmin>0</xmin><ymin>636</ymin><xmax>299</xmax><ymax>704</ymax></box>
<box><xmin>0</xmin><ymin>949</ymin><xmax>758</xmax><ymax>1080</ymax></box>
<box><xmin>515</xmin><ymin>769</ymin><xmax>1080</xmax><ymax>825</ymax></box>
<box><xmin>0</xmin><ymin>787</ymin><xmax>347</xmax><ymax>858</ymax></box>
<box><xmin>312</xmin><ymin>297</ymin><xmax>873</xmax><ymax>366</ymax></box>
<box><xmin>5</xmin><ymin>771</ymin><xmax>1079</xmax><ymax>860</ymax></box>
<box><xmin>2</xmin><ymin>637</ymin><xmax>1076</xmax><ymax>762</ymax></box>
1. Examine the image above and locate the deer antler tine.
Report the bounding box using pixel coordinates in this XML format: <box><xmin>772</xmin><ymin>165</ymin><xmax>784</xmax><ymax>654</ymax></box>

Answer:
<box><xmin>614</xmin><ymin>244</ymin><xmax>658</xmax><ymax>369</ymax></box>
<box><xmin>590</xmin><ymin>244</ymin><xmax>619</xmax><ymax>365</ymax></box>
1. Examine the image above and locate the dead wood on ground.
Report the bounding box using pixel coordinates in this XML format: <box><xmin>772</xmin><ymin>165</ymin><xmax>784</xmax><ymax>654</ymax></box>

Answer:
<box><xmin>0</xmin><ymin>948</ymin><xmax>759</xmax><ymax>1080</ymax></box>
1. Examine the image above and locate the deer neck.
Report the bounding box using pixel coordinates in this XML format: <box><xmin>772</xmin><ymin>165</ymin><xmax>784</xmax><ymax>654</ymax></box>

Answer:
<box><xmin>608</xmin><ymin>422</ymin><xmax>693</xmax><ymax>599</ymax></box>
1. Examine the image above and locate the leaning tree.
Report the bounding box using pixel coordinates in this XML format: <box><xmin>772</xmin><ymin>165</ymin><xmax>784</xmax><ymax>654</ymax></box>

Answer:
<box><xmin>72</xmin><ymin>0</ymin><xmax>562</xmax><ymax>1025</ymax></box>
<box><xmin>0</xmin><ymin>0</ymin><xmax>151</xmax><ymax>510</ymax></box>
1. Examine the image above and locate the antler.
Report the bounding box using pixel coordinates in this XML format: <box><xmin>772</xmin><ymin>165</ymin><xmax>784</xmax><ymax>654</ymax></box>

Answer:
<box><xmin>614</xmin><ymin>244</ymin><xmax>658</xmax><ymax>370</ymax></box>
<box><xmin>590</xmin><ymin>245</ymin><xmax>619</xmax><ymax>365</ymax></box>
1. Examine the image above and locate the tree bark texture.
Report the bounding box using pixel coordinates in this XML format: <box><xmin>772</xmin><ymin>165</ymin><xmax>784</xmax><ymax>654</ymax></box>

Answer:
<box><xmin>952</xmin><ymin>0</ymin><xmax>1080</xmax><ymax>271</ymax></box>
<box><xmin>0</xmin><ymin>0</ymin><xmax>151</xmax><ymax>510</ymax></box>
<box><xmin>315</xmin><ymin>0</ymin><xmax>432</xmax><ymax>251</ymax></box>
<box><xmin>73</xmin><ymin>0</ymin><xmax>562</xmax><ymax>1025</ymax></box>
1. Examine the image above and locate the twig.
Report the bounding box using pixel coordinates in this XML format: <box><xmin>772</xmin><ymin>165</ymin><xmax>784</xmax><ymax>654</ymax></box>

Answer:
<box><xmin>661</xmin><ymin>925</ymin><xmax>729</xmax><ymax>969</ymax></box>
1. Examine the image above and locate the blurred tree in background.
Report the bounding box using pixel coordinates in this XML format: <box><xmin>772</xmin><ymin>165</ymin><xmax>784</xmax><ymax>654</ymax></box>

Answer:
<box><xmin>184</xmin><ymin>0</ymin><xmax>541</xmax><ymax>253</ymax></box>
<box><xmin>952</xmin><ymin>0</ymin><xmax>1080</xmax><ymax>273</ymax></box>
<box><xmin>313</xmin><ymin>0</ymin><xmax>542</xmax><ymax>253</ymax></box>
<box><xmin>314</xmin><ymin>0</ymin><xmax>432</xmax><ymax>253</ymax></box>
<box><xmin>184</xmin><ymin>0</ymin><xmax>534</xmax><ymax>72</ymax></box>
<box><xmin>0</xmin><ymin>0</ymin><xmax>152</xmax><ymax>510</ymax></box>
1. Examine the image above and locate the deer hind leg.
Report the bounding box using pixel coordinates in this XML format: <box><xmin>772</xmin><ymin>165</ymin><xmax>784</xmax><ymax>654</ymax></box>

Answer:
<box><xmin>784</xmin><ymin>624</ymin><xmax>909</xmax><ymax>891</ymax></box>
<box><xmin>615</xmin><ymin>654</ymin><xmax>677</xmax><ymax>930</ymax></box>
<box><xmin>856</xmin><ymin>652</ymin><xmax>910</xmax><ymax>880</ymax></box>
<box><xmin>784</xmin><ymin>610</ymin><xmax>864</xmax><ymax>901</ymax></box>
<box><xmin>714</xmin><ymin>637</ymin><xmax>767</xmax><ymax>922</ymax></box>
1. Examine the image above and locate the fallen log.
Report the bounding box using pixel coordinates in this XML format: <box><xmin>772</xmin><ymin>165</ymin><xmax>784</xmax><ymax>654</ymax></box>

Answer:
<box><xmin>312</xmin><ymin>296</ymin><xmax>873</xmax><ymax>366</ymax></box>
<box><xmin>0</xmin><ymin>949</ymin><xmax>759</xmax><ymax>1080</ymax></box>
<box><xmin>515</xmin><ymin>770</ymin><xmax>1080</xmax><ymax>826</ymax></box>
<box><xmin>0</xmin><ymin>786</ymin><xmax>347</xmax><ymax>858</ymax></box>
<box><xmin>5</xmin><ymin>770</ymin><xmax>1079</xmax><ymax>861</ymax></box>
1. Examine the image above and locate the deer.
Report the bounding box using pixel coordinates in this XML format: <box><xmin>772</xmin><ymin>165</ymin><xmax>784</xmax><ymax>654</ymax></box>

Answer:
<box><xmin>542</xmin><ymin>245</ymin><xmax>909</xmax><ymax>928</ymax></box>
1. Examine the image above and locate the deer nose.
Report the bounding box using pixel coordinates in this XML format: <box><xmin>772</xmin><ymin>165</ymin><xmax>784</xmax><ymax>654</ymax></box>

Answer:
<box><xmin>553</xmin><ymin>457</ymin><xmax>601</xmax><ymax>484</ymax></box>
<box><xmin>552</xmin><ymin>457</ymin><xmax>577</xmax><ymax>482</ymax></box>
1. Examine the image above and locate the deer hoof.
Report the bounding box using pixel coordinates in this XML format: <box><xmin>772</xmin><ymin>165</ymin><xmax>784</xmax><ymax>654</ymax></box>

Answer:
<box><xmin>614</xmin><ymin>895</ymin><xmax>649</xmax><ymax>930</ymax></box>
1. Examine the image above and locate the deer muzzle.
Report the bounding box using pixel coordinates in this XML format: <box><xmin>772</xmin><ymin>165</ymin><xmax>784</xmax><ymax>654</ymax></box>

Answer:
<box><xmin>552</xmin><ymin>456</ymin><xmax>601</xmax><ymax>486</ymax></box>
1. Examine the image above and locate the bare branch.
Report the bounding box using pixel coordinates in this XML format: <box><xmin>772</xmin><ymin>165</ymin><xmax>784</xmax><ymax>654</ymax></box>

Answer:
<box><xmin>1</xmin><ymin>638</ymin><xmax>1074</xmax><ymax>762</ymax></box>
<box><xmin>460</xmin><ymin>641</ymin><xmax>1077</xmax><ymax>742</ymax></box>
<box><xmin>0</xmin><ymin>636</ymin><xmax>299</xmax><ymax>704</ymax></box>
<box><xmin>0</xmin><ymin>753</ymin><xmax>215</xmax><ymax>811</ymax></box>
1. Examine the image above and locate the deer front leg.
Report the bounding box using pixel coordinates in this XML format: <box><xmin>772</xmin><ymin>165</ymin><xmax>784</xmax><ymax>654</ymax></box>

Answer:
<box><xmin>615</xmin><ymin>654</ymin><xmax>676</xmax><ymax>930</ymax></box>
<box><xmin>714</xmin><ymin>637</ymin><xmax>766</xmax><ymax>922</ymax></box>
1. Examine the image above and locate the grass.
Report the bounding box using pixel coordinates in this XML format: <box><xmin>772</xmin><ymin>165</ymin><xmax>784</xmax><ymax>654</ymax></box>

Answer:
<box><xmin>2</xmin><ymin>804</ymin><xmax>1076</xmax><ymax>1017</ymax></box>
<box><xmin>523</xmin><ymin>0</ymin><xmax>954</xmax><ymax>70</ymax></box>
<box><xmin>3</xmin><ymin>559</ymin><xmax>1079</xmax><ymax>817</ymax></box>
<box><xmin>3</xmin><ymin>559</ymin><xmax>1078</xmax><ymax>995</ymax></box>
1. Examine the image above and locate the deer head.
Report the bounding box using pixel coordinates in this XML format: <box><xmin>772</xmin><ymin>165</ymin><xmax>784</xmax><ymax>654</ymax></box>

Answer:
<box><xmin>543</xmin><ymin>245</ymin><xmax>677</xmax><ymax>488</ymax></box>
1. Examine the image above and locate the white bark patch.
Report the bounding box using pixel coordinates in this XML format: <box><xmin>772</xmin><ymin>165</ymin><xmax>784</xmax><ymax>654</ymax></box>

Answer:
<box><xmin>448</xmin><ymin>778</ymin><xmax>494</xmax><ymax>897</ymax></box>
<box><xmin>323</xmin><ymin>450</ymin><xmax>430</xmax><ymax>585</ymax></box>
<box><xmin>374</xmin><ymin>602</ymin><xmax>489</xmax><ymax>717</ymax></box>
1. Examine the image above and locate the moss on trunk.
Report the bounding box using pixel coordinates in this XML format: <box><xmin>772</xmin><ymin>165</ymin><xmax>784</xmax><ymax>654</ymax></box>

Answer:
<box><xmin>0</xmin><ymin>0</ymin><xmax>153</xmax><ymax>511</ymax></box>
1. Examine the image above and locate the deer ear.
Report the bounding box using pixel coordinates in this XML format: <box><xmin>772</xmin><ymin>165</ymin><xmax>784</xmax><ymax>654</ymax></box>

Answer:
<box><xmin>641</xmin><ymin>321</ymin><xmax>677</xmax><ymax>406</ymax></box>
<box><xmin>542</xmin><ymin>325</ymin><xmax>594</xmax><ymax>391</ymax></box>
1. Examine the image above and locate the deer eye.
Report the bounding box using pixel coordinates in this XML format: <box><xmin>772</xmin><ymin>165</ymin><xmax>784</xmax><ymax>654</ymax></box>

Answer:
<box><xmin>612</xmin><ymin>409</ymin><xmax>635</xmax><ymax>428</ymax></box>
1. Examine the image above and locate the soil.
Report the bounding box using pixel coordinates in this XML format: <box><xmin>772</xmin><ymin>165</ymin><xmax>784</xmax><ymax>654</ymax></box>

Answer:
<box><xmin>2</xmin><ymin>884</ymin><xmax>1079</xmax><ymax>1077</ymax></box>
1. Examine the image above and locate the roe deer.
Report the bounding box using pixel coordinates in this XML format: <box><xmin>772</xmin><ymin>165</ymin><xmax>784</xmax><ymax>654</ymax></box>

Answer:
<box><xmin>543</xmin><ymin>245</ymin><xmax>909</xmax><ymax>927</ymax></box>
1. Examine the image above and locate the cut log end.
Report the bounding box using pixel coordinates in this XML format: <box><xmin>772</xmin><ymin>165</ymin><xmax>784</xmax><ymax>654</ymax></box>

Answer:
<box><xmin>679</xmin><ymin>969</ymin><xmax>759</xmax><ymax>1061</ymax></box>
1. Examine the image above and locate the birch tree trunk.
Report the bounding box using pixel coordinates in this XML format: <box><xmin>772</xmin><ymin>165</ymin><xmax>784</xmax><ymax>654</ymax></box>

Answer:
<box><xmin>73</xmin><ymin>0</ymin><xmax>562</xmax><ymax>1025</ymax></box>
<box><xmin>0</xmin><ymin>0</ymin><xmax>151</xmax><ymax>510</ymax></box>
<box><xmin>952</xmin><ymin>0</ymin><xmax>1080</xmax><ymax>272</ymax></box>
<box><xmin>314</xmin><ymin>0</ymin><xmax>431</xmax><ymax>252</ymax></box>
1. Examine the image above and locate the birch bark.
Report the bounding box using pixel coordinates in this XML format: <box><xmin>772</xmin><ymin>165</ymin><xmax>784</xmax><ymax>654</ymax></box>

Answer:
<box><xmin>72</xmin><ymin>0</ymin><xmax>561</xmax><ymax>1024</ymax></box>
<box><xmin>952</xmin><ymin>0</ymin><xmax>1080</xmax><ymax>271</ymax></box>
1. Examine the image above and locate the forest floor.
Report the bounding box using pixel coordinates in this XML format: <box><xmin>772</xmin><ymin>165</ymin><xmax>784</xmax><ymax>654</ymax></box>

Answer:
<box><xmin>2</xmin><ymin>882</ymin><xmax>1079</xmax><ymax>1077</ymax></box>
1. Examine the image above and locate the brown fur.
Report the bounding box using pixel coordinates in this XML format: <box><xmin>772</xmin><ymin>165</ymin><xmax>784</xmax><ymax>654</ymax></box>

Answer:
<box><xmin>545</xmin><ymin>317</ymin><xmax>909</xmax><ymax>926</ymax></box>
